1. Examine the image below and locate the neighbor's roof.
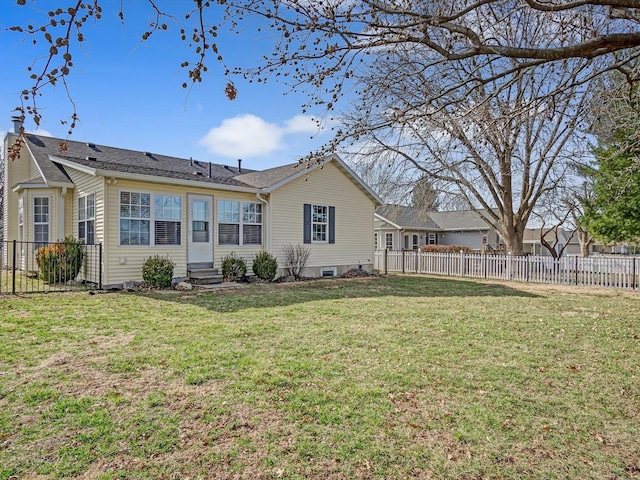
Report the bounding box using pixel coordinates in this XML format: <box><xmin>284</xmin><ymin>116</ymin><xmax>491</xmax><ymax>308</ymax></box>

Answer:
<box><xmin>375</xmin><ymin>205</ymin><xmax>493</xmax><ymax>231</ymax></box>
<box><xmin>375</xmin><ymin>205</ymin><xmax>439</xmax><ymax>229</ymax></box>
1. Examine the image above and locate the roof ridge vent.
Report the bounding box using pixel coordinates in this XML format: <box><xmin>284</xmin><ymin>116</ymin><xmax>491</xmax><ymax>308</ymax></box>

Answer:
<box><xmin>144</xmin><ymin>151</ymin><xmax>152</xmax><ymax>157</ymax></box>
<box><xmin>86</xmin><ymin>142</ymin><xmax>96</xmax><ymax>148</ymax></box>
<box><xmin>86</xmin><ymin>156</ymin><xmax>97</xmax><ymax>161</ymax></box>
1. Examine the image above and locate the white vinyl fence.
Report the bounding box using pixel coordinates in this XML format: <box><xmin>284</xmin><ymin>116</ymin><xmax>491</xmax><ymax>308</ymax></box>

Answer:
<box><xmin>374</xmin><ymin>250</ymin><xmax>640</xmax><ymax>290</ymax></box>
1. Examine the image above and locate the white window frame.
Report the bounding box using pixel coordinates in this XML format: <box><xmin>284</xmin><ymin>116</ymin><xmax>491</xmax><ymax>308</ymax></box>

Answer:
<box><xmin>154</xmin><ymin>195</ymin><xmax>182</xmax><ymax>246</ymax></box>
<box><xmin>312</xmin><ymin>204</ymin><xmax>328</xmax><ymax>243</ymax></box>
<box><xmin>18</xmin><ymin>196</ymin><xmax>24</xmax><ymax>242</ymax></box>
<box><xmin>385</xmin><ymin>232</ymin><xmax>393</xmax><ymax>250</ymax></box>
<box><xmin>412</xmin><ymin>234</ymin><xmax>419</xmax><ymax>250</ymax></box>
<box><xmin>33</xmin><ymin>196</ymin><xmax>50</xmax><ymax>246</ymax></box>
<box><xmin>119</xmin><ymin>191</ymin><xmax>182</xmax><ymax>246</ymax></box>
<box><xmin>78</xmin><ymin>193</ymin><xmax>96</xmax><ymax>245</ymax></box>
<box><xmin>217</xmin><ymin>200</ymin><xmax>262</xmax><ymax>246</ymax></box>
<box><xmin>428</xmin><ymin>233</ymin><xmax>437</xmax><ymax>245</ymax></box>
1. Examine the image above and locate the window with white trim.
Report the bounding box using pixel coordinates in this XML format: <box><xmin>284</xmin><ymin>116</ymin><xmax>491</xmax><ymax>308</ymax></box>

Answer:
<box><xmin>18</xmin><ymin>196</ymin><xmax>24</xmax><ymax>242</ymax></box>
<box><xmin>217</xmin><ymin>200</ymin><xmax>262</xmax><ymax>246</ymax></box>
<box><xmin>154</xmin><ymin>195</ymin><xmax>182</xmax><ymax>245</ymax></box>
<box><xmin>428</xmin><ymin>233</ymin><xmax>437</xmax><ymax>245</ymax></box>
<box><xmin>413</xmin><ymin>234</ymin><xmax>419</xmax><ymax>250</ymax></box>
<box><xmin>385</xmin><ymin>233</ymin><xmax>393</xmax><ymax>250</ymax></box>
<box><xmin>312</xmin><ymin>205</ymin><xmax>328</xmax><ymax>243</ymax></box>
<box><xmin>33</xmin><ymin>196</ymin><xmax>50</xmax><ymax>246</ymax></box>
<box><xmin>119</xmin><ymin>192</ymin><xmax>182</xmax><ymax>246</ymax></box>
<box><xmin>78</xmin><ymin>193</ymin><xmax>95</xmax><ymax>245</ymax></box>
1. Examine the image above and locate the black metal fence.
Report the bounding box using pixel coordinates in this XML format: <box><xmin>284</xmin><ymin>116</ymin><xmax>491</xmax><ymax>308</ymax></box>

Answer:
<box><xmin>1</xmin><ymin>240</ymin><xmax>102</xmax><ymax>294</ymax></box>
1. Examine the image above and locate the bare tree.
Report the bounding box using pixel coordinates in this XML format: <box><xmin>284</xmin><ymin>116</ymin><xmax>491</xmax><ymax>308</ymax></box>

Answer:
<box><xmin>335</xmin><ymin>31</ymin><xmax>592</xmax><ymax>254</ymax></box>
<box><xmin>7</xmin><ymin>1</ymin><xmax>640</xmax><ymax>144</ymax></box>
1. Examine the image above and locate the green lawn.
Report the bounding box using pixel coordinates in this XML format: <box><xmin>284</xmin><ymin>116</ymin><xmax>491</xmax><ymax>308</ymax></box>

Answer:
<box><xmin>1</xmin><ymin>275</ymin><xmax>639</xmax><ymax>479</ymax></box>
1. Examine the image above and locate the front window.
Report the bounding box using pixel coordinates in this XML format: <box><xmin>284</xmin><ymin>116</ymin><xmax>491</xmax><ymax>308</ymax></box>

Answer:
<box><xmin>385</xmin><ymin>233</ymin><xmax>393</xmax><ymax>250</ymax></box>
<box><xmin>154</xmin><ymin>195</ymin><xmax>182</xmax><ymax>245</ymax></box>
<box><xmin>78</xmin><ymin>194</ymin><xmax>95</xmax><ymax>245</ymax></box>
<box><xmin>119</xmin><ymin>192</ymin><xmax>182</xmax><ymax>246</ymax></box>
<box><xmin>120</xmin><ymin>192</ymin><xmax>151</xmax><ymax>245</ymax></box>
<box><xmin>428</xmin><ymin>233</ymin><xmax>437</xmax><ymax>245</ymax></box>
<box><xmin>312</xmin><ymin>205</ymin><xmax>328</xmax><ymax>243</ymax></box>
<box><xmin>218</xmin><ymin>200</ymin><xmax>262</xmax><ymax>245</ymax></box>
<box><xmin>33</xmin><ymin>197</ymin><xmax>50</xmax><ymax>246</ymax></box>
<box><xmin>413</xmin><ymin>234</ymin><xmax>419</xmax><ymax>250</ymax></box>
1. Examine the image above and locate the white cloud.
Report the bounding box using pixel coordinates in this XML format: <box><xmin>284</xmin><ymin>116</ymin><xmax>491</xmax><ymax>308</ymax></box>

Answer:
<box><xmin>198</xmin><ymin>113</ymin><xmax>328</xmax><ymax>159</ymax></box>
<box><xmin>284</xmin><ymin>115</ymin><xmax>321</xmax><ymax>134</ymax></box>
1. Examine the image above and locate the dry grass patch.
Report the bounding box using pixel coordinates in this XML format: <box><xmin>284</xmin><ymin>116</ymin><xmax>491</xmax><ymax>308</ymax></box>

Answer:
<box><xmin>1</xmin><ymin>275</ymin><xmax>639</xmax><ymax>479</ymax></box>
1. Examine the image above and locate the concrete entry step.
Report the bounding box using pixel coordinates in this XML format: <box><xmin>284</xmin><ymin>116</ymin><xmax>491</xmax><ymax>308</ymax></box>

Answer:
<box><xmin>188</xmin><ymin>267</ymin><xmax>223</xmax><ymax>285</ymax></box>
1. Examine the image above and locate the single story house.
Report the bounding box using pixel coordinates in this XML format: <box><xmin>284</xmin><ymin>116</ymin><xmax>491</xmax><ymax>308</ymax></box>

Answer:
<box><xmin>375</xmin><ymin>205</ymin><xmax>502</xmax><ymax>252</ymax></box>
<box><xmin>375</xmin><ymin>205</ymin><xmax>570</xmax><ymax>256</ymax></box>
<box><xmin>2</xmin><ymin>126</ymin><xmax>382</xmax><ymax>287</ymax></box>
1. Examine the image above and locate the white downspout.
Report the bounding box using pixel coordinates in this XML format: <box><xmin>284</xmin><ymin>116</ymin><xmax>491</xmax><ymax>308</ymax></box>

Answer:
<box><xmin>255</xmin><ymin>193</ymin><xmax>269</xmax><ymax>252</ymax></box>
<box><xmin>59</xmin><ymin>187</ymin><xmax>67</xmax><ymax>240</ymax></box>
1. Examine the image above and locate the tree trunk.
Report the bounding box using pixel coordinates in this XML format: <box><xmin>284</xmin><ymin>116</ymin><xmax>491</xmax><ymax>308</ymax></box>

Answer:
<box><xmin>578</xmin><ymin>229</ymin><xmax>592</xmax><ymax>257</ymax></box>
<box><xmin>501</xmin><ymin>223</ymin><xmax>526</xmax><ymax>256</ymax></box>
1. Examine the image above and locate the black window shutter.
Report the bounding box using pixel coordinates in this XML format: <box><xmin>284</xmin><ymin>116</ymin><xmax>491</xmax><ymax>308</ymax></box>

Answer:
<box><xmin>329</xmin><ymin>206</ymin><xmax>335</xmax><ymax>244</ymax></box>
<box><xmin>303</xmin><ymin>204</ymin><xmax>311</xmax><ymax>244</ymax></box>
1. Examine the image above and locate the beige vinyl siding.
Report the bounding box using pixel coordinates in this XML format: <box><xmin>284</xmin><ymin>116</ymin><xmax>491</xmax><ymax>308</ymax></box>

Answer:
<box><xmin>2</xmin><ymin>134</ymin><xmax>31</xmax><ymax>243</ymax></box>
<box><xmin>269</xmin><ymin>161</ymin><xmax>376</xmax><ymax>274</ymax></box>
<box><xmin>66</xmin><ymin>170</ymin><xmax>105</xmax><ymax>245</ymax></box>
<box><xmin>103</xmin><ymin>179</ymin><xmax>263</xmax><ymax>285</ymax></box>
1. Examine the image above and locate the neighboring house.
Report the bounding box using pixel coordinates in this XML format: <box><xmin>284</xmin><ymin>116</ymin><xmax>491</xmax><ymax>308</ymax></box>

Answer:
<box><xmin>375</xmin><ymin>205</ymin><xmax>503</xmax><ymax>252</ymax></box>
<box><xmin>375</xmin><ymin>205</ymin><xmax>570</xmax><ymax>256</ymax></box>
<box><xmin>3</xmin><ymin>128</ymin><xmax>382</xmax><ymax>287</ymax></box>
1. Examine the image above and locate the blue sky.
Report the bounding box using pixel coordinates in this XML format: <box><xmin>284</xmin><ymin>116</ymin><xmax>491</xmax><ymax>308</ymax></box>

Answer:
<box><xmin>0</xmin><ymin>2</ymin><xmax>335</xmax><ymax>170</ymax></box>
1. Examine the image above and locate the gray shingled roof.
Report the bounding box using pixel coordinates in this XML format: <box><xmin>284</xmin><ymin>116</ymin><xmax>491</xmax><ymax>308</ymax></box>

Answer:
<box><xmin>428</xmin><ymin>210</ymin><xmax>491</xmax><ymax>231</ymax></box>
<box><xmin>23</xmin><ymin>134</ymin><xmax>260</xmax><ymax>188</ymax></box>
<box><xmin>376</xmin><ymin>205</ymin><xmax>493</xmax><ymax>231</ymax></box>
<box><xmin>234</xmin><ymin>162</ymin><xmax>301</xmax><ymax>188</ymax></box>
<box><xmin>375</xmin><ymin>205</ymin><xmax>439</xmax><ymax>229</ymax></box>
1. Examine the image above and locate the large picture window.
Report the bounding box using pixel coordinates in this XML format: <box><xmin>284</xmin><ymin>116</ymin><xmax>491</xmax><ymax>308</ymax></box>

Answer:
<box><xmin>33</xmin><ymin>196</ymin><xmax>50</xmax><ymax>246</ymax></box>
<box><xmin>78</xmin><ymin>193</ymin><xmax>95</xmax><ymax>245</ymax></box>
<box><xmin>217</xmin><ymin>200</ymin><xmax>262</xmax><ymax>246</ymax></box>
<box><xmin>119</xmin><ymin>192</ymin><xmax>182</xmax><ymax>246</ymax></box>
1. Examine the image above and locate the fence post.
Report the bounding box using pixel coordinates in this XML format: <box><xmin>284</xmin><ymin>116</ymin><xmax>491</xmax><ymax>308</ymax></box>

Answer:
<box><xmin>634</xmin><ymin>257</ymin><xmax>637</xmax><ymax>290</ymax></box>
<box><xmin>12</xmin><ymin>240</ymin><xmax>17</xmax><ymax>294</ymax></box>
<box><xmin>99</xmin><ymin>243</ymin><xmax>103</xmax><ymax>290</ymax></box>
<box><xmin>402</xmin><ymin>250</ymin><xmax>405</xmax><ymax>273</ymax></box>
<box><xmin>384</xmin><ymin>249</ymin><xmax>388</xmax><ymax>275</ymax></box>
<box><xmin>575</xmin><ymin>255</ymin><xmax>579</xmax><ymax>286</ymax></box>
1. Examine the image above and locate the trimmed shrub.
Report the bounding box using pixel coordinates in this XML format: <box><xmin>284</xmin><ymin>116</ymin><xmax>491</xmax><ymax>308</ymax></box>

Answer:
<box><xmin>221</xmin><ymin>252</ymin><xmax>247</xmax><ymax>282</ymax></box>
<box><xmin>252</xmin><ymin>251</ymin><xmax>278</xmax><ymax>281</ymax></box>
<box><xmin>35</xmin><ymin>236</ymin><xmax>86</xmax><ymax>283</ymax></box>
<box><xmin>142</xmin><ymin>255</ymin><xmax>175</xmax><ymax>288</ymax></box>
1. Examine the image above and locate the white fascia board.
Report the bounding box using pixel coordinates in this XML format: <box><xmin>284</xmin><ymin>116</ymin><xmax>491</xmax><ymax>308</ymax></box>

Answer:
<box><xmin>49</xmin><ymin>155</ymin><xmax>260</xmax><ymax>193</ymax></box>
<box><xmin>374</xmin><ymin>212</ymin><xmax>402</xmax><ymax>230</ymax></box>
<box><xmin>49</xmin><ymin>155</ymin><xmax>98</xmax><ymax>175</ymax></box>
<box><xmin>100</xmin><ymin>170</ymin><xmax>261</xmax><ymax>193</ymax></box>
<box><xmin>12</xmin><ymin>181</ymin><xmax>74</xmax><ymax>192</ymax></box>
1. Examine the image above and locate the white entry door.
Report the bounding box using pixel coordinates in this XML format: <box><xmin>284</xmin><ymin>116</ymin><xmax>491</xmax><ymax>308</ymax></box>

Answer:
<box><xmin>187</xmin><ymin>194</ymin><xmax>214</xmax><ymax>265</ymax></box>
